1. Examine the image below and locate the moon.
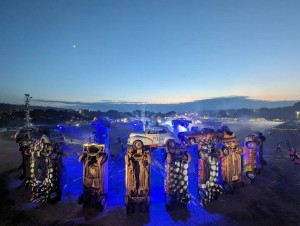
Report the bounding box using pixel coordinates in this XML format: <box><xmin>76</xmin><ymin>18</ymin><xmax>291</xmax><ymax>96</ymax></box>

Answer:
<box><xmin>73</xmin><ymin>44</ymin><xmax>76</xmax><ymax>48</ymax></box>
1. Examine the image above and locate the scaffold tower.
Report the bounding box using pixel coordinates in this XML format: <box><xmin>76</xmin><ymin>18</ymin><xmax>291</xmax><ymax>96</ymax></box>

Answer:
<box><xmin>24</xmin><ymin>94</ymin><xmax>32</xmax><ymax>127</ymax></box>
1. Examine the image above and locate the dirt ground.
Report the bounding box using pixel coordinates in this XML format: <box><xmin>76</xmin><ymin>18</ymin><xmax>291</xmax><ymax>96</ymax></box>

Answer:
<box><xmin>0</xmin><ymin>121</ymin><xmax>300</xmax><ymax>226</ymax></box>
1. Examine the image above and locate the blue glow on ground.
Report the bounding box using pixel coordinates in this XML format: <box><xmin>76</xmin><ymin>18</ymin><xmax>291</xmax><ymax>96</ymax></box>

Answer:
<box><xmin>62</xmin><ymin>147</ymin><xmax>83</xmax><ymax>199</ymax></box>
<box><xmin>59</xmin><ymin>138</ymin><xmax>223</xmax><ymax>225</ymax></box>
<box><xmin>40</xmin><ymin>124</ymin><xmax>250</xmax><ymax>225</ymax></box>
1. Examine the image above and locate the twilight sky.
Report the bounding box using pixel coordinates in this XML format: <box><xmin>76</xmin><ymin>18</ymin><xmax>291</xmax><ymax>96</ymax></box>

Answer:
<box><xmin>1</xmin><ymin>0</ymin><xmax>300</xmax><ymax>106</ymax></box>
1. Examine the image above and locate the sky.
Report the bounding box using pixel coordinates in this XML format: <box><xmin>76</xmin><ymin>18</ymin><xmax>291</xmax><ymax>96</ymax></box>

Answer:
<box><xmin>1</xmin><ymin>0</ymin><xmax>300</xmax><ymax>107</ymax></box>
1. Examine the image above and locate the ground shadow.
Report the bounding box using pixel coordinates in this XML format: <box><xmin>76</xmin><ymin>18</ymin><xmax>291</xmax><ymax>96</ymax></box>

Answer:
<box><xmin>74</xmin><ymin>207</ymin><xmax>150</xmax><ymax>226</ymax></box>
<box><xmin>166</xmin><ymin>204</ymin><xmax>191</xmax><ymax>222</ymax></box>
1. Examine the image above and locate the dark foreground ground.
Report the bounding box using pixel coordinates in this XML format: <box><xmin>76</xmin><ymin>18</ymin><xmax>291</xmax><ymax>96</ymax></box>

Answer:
<box><xmin>0</xmin><ymin>121</ymin><xmax>300</xmax><ymax>226</ymax></box>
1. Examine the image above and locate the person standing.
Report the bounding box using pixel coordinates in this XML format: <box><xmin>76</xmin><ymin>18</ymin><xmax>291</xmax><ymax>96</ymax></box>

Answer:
<box><xmin>276</xmin><ymin>143</ymin><xmax>281</xmax><ymax>151</ymax></box>
<box><xmin>290</xmin><ymin>148</ymin><xmax>297</xmax><ymax>160</ymax></box>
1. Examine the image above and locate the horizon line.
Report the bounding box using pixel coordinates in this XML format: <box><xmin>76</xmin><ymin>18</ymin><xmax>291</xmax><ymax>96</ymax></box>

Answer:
<box><xmin>31</xmin><ymin>96</ymin><xmax>300</xmax><ymax>106</ymax></box>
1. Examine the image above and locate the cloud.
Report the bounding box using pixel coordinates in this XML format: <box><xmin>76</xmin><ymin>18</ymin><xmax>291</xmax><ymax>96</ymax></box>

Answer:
<box><xmin>33</xmin><ymin>99</ymin><xmax>145</xmax><ymax>105</ymax></box>
<box><xmin>31</xmin><ymin>97</ymin><xmax>299</xmax><ymax>113</ymax></box>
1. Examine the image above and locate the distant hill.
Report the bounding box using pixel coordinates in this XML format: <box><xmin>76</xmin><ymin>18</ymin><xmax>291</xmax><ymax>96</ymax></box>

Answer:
<box><xmin>29</xmin><ymin>96</ymin><xmax>299</xmax><ymax>113</ymax></box>
<box><xmin>0</xmin><ymin>103</ymin><xmax>66</xmax><ymax>112</ymax></box>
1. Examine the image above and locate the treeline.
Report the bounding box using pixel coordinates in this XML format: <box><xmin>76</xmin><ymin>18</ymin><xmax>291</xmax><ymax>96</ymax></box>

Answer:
<box><xmin>214</xmin><ymin>102</ymin><xmax>300</xmax><ymax>121</ymax></box>
<box><xmin>0</xmin><ymin>106</ymin><xmax>177</xmax><ymax>127</ymax></box>
<box><xmin>0</xmin><ymin>102</ymin><xmax>299</xmax><ymax>128</ymax></box>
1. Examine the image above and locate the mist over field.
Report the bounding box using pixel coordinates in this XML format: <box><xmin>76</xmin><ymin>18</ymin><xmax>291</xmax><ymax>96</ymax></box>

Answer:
<box><xmin>32</xmin><ymin>96</ymin><xmax>299</xmax><ymax>112</ymax></box>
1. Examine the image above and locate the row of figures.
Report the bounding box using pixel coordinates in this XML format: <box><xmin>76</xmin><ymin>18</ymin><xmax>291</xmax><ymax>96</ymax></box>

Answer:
<box><xmin>76</xmin><ymin>143</ymin><xmax>191</xmax><ymax>214</ymax></box>
<box><xmin>197</xmin><ymin>131</ymin><xmax>266</xmax><ymax>206</ymax></box>
<box><xmin>124</xmin><ymin>145</ymin><xmax>191</xmax><ymax>214</ymax></box>
<box><xmin>18</xmin><ymin>136</ymin><xmax>63</xmax><ymax>206</ymax></box>
<box><xmin>76</xmin><ymin>131</ymin><xmax>266</xmax><ymax>213</ymax></box>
